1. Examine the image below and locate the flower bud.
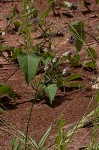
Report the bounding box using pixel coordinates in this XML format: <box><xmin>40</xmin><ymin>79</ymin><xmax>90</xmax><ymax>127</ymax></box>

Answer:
<box><xmin>47</xmin><ymin>62</ymin><xmax>53</xmax><ymax>68</ymax></box>
<box><xmin>52</xmin><ymin>56</ymin><xmax>60</xmax><ymax>63</ymax></box>
<box><xmin>62</xmin><ymin>67</ymin><xmax>69</xmax><ymax>75</ymax></box>
<box><xmin>68</xmin><ymin>36</ymin><xmax>76</xmax><ymax>44</ymax></box>
<box><xmin>62</xmin><ymin>51</ymin><xmax>73</xmax><ymax>57</ymax></box>
<box><xmin>27</xmin><ymin>6</ymin><xmax>29</xmax><ymax>10</ymax></box>
<box><xmin>67</xmin><ymin>50</ymin><xmax>73</xmax><ymax>56</ymax></box>
<box><xmin>44</xmin><ymin>65</ymin><xmax>49</xmax><ymax>72</ymax></box>
<box><xmin>44</xmin><ymin>62</ymin><xmax>53</xmax><ymax>72</ymax></box>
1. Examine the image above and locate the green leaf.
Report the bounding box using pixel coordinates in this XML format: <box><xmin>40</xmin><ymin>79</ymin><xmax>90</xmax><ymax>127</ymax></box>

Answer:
<box><xmin>69</xmin><ymin>21</ymin><xmax>85</xmax><ymax>52</ymax></box>
<box><xmin>18</xmin><ymin>130</ymin><xmax>38</xmax><ymax>149</ymax></box>
<box><xmin>65</xmin><ymin>73</ymin><xmax>82</xmax><ymax>82</ymax></box>
<box><xmin>13</xmin><ymin>4</ymin><xmax>18</xmax><ymax>17</ymax></box>
<box><xmin>17</xmin><ymin>52</ymin><xmax>40</xmax><ymax>84</ymax></box>
<box><xmin>69</xmin><ymin>54</ymin><xmax>80</xmax><ymax>67</ymax></box>
<box><xmin>45</xmin><ymin>84</ymin><xmax>57</xmax><ymax>103</ymax></box>
<box><xmin>0</xmin><ymin>45</ymin><xmax>3</xmax><ymax>52</ymax></box>
<box><xmin>86</xmin><ymin>47</ymin><xmax>97</xmax><ymax>60</ymax></box>
<box><xmin>96</xmin><ymin>0</ymin><xmax>99</xmax><ymax>4</ymax></box>
<box><xmin>13</xmin><ymin>21</ymin><xmax>21</xmax><ymax>31</ymax></box>
<box><xmin>38</xmin><ymin>126</ymin><xmax>51</xmax><ymax>148</ymax></box>
<box><xmin>11</xmin><ymin>137</ymin><xmax>22</xmax><ymax>150</ymax></box>
<box><xmin>28</xmin><ymin>136</ymin><xmax>38</xmax><ymax>149</ymax></box>
<box><xmin>55</xmin><ymin>115</ymin><xmax>66</xmax><ymax>149</ymax></box>
<box><xmin>33</xmin><ymin>9</ymin><xmax>39</xmax><ymax>17</ymax></box>
<box><xmin>0</xmin><ymin>107</ymin><xmax>4</xmax><ymax>115</ymax></box>
<box><xmin>11</xmin><ymin>137</ymin><xmax>18</xmax><ymax>149</ymax></box>
<box><xmin>41</xmin><ymin>57</ymin><xmax>52</xmax><ymax>65</ymax></box>
<box><xmin>57</xmin><ymin>78</ymin><xmax>63</xmax><ymax>87</ymax></box>
<box><xmin>70</xmin><ymin>82</ymin><xmax>79</xmax><ymax>88</ymax></box>
<box><xmin>55</xmin><ymin>135</ymin><xmax>62</xmax><ymax>145</ymax></box>
<box><xmin>57</xmin><ymin>115</ymin><xmax>65</xmax><ymax>129</ymax></box>
<box><xmin>70</xmin><ymin>82</ymin><xmax>85</xmax><ymax>89</ymax></box>
<box><xmin>96</xmin><ymin>91</ymin><xmax>99</xmax><ymax>102</ymax></box>
<box><xmin>40</xmin><ymin>0</ymin><xmax>54</xmax><ymax>25</ymax></box>
<box><xmin>15</xmin><ymin>142</ymin><xmax>21</xmax><ymax>150</ymax></box>
<box><xmin>41</xmin><ymin>7</ymin><xmax>51</xmax><ymax>21</ymax></box>
<box><xmin>83</xmin><ymin>61</ymin><xmax>96</xmax><ymax>70</ymax></box>
<box><xmin>0</xmin><ymin>84</ymin><xmax>16</xmax><ymax>101</ymax></box>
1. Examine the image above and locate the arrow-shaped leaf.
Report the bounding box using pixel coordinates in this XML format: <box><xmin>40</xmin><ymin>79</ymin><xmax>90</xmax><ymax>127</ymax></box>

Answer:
<box><xmin>17</xmin><ymin>52</ymin><xmax>40</xmax><ymax>84</ymax></box>
<box><xmin>69</xmin><ymin>21</ymin><xmax>85</xmax><ymax>52</ymax></box>
<box><xmin>45</xmin><ymin>84</ymin><xmax>57</xmax><ymax>104</ymax></box>
<box><xmin>65</xmin><ymin>73</ymin><xmax>82</xmax><ymax>82</ymax></box>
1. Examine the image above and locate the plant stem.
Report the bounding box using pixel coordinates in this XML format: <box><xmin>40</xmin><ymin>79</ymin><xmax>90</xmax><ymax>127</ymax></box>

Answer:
<box><xmin>24</xmin><ymin>85</ymin><xmax>39</xmax><ymax>150</ymax></box>
<box><xmin>24</xmin><ymin>99</ymin><xmax>35</xmax><ymax>150</ymax></box>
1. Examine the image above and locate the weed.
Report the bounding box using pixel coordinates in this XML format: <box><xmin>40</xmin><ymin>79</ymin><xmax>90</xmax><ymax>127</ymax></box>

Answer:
<box><xmin>0</xmin><ymin>0</ymin><xmax>99</xmax><ymax>150</ymax></box>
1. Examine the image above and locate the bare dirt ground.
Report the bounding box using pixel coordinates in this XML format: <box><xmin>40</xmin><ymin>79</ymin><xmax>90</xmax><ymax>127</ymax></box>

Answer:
<box><xmin>0</xmin><ymin>0</ymin><xmax>99</xmax><ymax>149</ymax></box>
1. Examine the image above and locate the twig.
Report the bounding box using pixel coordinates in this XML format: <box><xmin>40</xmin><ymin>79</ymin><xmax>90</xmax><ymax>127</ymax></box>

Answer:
<box><xmin>4</xmin><ymin>67</ymin><xmax>18</xmax><ymax>83</ymax></box>
<box><xmin>84</xmin><ymin>30</ymin><xmax>99</xmax><ymax>44</ymax></box>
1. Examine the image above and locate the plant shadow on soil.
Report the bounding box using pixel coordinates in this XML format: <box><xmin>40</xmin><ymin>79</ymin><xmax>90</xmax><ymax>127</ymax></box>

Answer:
<box><xmin>0</xmin><ymin>86</ymin><xmax>82</xmax><ymax>110</ymax></box>
<box><xmin>41</xmin><ymin>88</ymin><xmax>78</xmax><ymax>108</ymax></box>
<box><xmin>83</xmin><ymin>67</ymin><xmax>98</xmax><ymax>74</ymax></box>
<box><xmin>0</xmin><ymin>96</ymin><xmax>17</xmax><ymax>110</ymax></box>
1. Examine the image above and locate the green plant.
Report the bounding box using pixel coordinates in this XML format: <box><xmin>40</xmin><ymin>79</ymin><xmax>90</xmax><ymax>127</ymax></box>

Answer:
<box><xmin>68</xmin><ymin>20</ymin><xmax>97</xmax><ymax>69</ymax></box>
<box><xmin>11</xmin><ymin>126</ymin><xmax>51</xmax><ymax>150</ymax></box>
<box><xmin>69</xmin><ymin>21</ymin><xmax>85</xmax><ymax>52</ymax></box>
<box><xmin>0</xmin><ymin>84</ymin><xmax>16</xmax><ymax>102</ymax></box>
<box><xmin>0</xmin><ymin>1</ymin><xmax>99</xmax><ymax>149</ymax></box>
<box><xmin>86</xmin><ymin>143</ymin><xmax>99</xmax><ymax>150</ymax></box>
<box><xmin>1</xmin><ymin>0</ymin><xmax>97</xmax><ymax>104</ymax></box>
<box><xmin>55</xmin><ymin>115</ymin><xmax>67</xmax><ymax>150</ymax></box>
<box><xmin>96</xmin><ymin>0</ymin><xmax>99</xmax><ymax>4</ymax></box>
<box><xmin>41</xmin><ymin>52</ymin><xmax>72</xmax><ymax>103</ymax></box>
<box><xmin>86</xmin><ymin>94</ymin><xmax>99</xmax><ymax>150</ymax></box>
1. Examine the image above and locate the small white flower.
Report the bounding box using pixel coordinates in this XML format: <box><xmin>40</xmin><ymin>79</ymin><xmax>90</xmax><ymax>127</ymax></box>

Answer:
<box><xmin>66</xmin><ymin>38</ymin><xmax>69</xmax><ymax>42</ymax></box>
<box><xmin>44</xmin><ymin>65</ymin><xmax>49</xmax><ymax>71</ymax></box>
<box><xmin>27</xmin><ymin>5</ymin><xmax>30</xmax><ymax>13</ymax></box>
<box><xmin>52</xmin><ymin>57</ymin><xmax>56</xmax><ymax>63</ymax></box>
<box><xmin>62</xmin><ymin>67</ymin><xmax>69</xmax><ymax>75</ymax></box>
<box><xmin>27</xmin><ymin>5</ymin><xmax>29</xmax><ymax>10</ymax></box>
<box><xmin>62</xmin><ymin>52</ymin><xmax>69</xmax><ymax>57</ymax></box>
<box><xmin>28</xmin><ymin>9</ymin><xmax>31</xmax><ymax>13</ymax></box>
<box><xmin>47</xmin><ymin>62</ymin><xmax>53</xmax><ymax>68</ymax></box>
<box><xmin>62</xmin><ymin>68</ymin><xmax>67</xmax><ymax>75</ymax></box>
<box><xmin>52</xmin><ymin>56</ymin><xmax>60</xmax><ymax>63</ymax></box>
<box><xmin>62</xmin><ymin>51</ymin><xmax>73</xmax><ymax>57</ymax></box>
<box><xmin>2</xmin><ymin>31</ymin><xmax>5</xmax><ymax>36</ymax></box>
<box><xmin>44</xmin><ymin>62</ymin><xmax>53</xmax><ymax>72</ymax></box>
